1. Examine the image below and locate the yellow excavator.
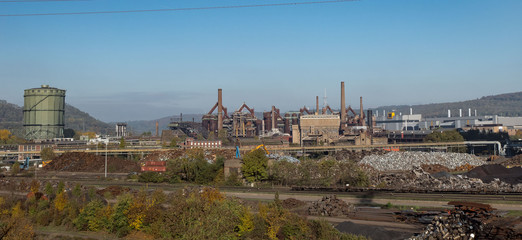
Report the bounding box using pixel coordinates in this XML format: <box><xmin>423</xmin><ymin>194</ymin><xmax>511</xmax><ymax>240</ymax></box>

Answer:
<box><xmin>251</xmin><ymin>144</ymin><xmax>269</xmax><ymax>154</ymax></box>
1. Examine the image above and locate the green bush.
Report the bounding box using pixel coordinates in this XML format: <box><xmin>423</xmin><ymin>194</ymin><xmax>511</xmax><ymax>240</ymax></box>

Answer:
<box><xmin>138</xmin><ymin>172</ymin><xmax>166</xmax><ymax>183</ymax></box>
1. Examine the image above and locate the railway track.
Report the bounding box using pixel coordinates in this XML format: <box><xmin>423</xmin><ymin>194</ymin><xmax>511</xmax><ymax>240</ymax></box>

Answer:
<box><xmin>14</xmin><ymin>172</ymin><xmax>522</xmax><ymax>205</ymax></box>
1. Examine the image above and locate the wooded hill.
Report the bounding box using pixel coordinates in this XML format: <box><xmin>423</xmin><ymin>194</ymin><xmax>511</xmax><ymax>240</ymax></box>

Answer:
<box><xmin>371</xmin><ymin>92</ymin><xmax>522</xmax><ymax>118</ymax></box>
<box><xmin>0</xmin><ymin>100</ymin><xmax>112</xmax><ymax>136</ymax></box>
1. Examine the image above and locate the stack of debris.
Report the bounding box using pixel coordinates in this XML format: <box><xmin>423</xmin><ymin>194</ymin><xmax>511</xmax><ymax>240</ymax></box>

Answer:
<box><xmin>360</xmin><ymin>151</ymin><xmax>485</xmax><ymax>171</ymax></box>
<box><xmin>281</xmin><ymin>198</ymin><xmax>306</xmax><ymax>209</ymax></box>
<box><xmin>308</xmin><ymin>195</ymin><xmax>354</xmax><ymax>216</ymax></box>
<box><xmin>44</xmin><ymin>152</ymin><xmax>139</xmax><ymax>172</ymax></box>
<box><xmin>379</xmin><ymin>167</ymin><xmax>522</xmax><ymax>192</ymax></box>
<box><xmin>334</xmin><ymin>149</ymin><xmax>386</xmax><ymax>162</ymax></box>
<box><xmin>410</xmin><ymin>201</ymin><xmax>522</xmax><ymax>240</ymax></box>
<box><xmin>500</xmin><ymin>154</ymin><xmax>522</xmax><ymax>167</ymax></box>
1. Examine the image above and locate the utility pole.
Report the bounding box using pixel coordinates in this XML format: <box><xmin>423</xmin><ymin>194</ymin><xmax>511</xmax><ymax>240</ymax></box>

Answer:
<box><xmin>105</xmin><ymin>141</ymin><xmax>108</xmax><ymax>178</ymax></box>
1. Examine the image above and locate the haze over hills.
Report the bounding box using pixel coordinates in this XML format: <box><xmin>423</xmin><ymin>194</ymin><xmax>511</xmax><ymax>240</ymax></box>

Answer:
<box><xmin>370</xmin><ymin>92</ymin><xmax>522</xmax><ymax>118</ymax></box>
<box><xmin>1</xmin><ymin>91</ymin><xmax>521</xmax><ymax>135</ymax></box>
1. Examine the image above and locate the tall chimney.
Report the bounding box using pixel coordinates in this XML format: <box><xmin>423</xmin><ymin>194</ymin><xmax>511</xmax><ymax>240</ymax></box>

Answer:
<box><xmin>360</xmin><ymin>96</ymin><xmax>364</xmax><ymax>126</ymax></box>
<box><xmin>448</xmin><ymin>109</ymin><xmax>451</xmax><ymax>118</ymax></box>
<box><xmin>316</xmin><ymin>96</ymin><xmax>319</xmax><ymax>115</ymax></box>
<box><xmin>410</xmin><ymin>108</ymin><xmax>413</xmax><ymax>115</ymax></box>
<box><xmin>459</xmin><ymin>109</ymin><xmax>462</xmax><ymax>117</ymax></box>
<box><xmin>271</xmin><ymin>106</ymin><xmax>276</xmax><ymax>130</ymax></box>
<box><xmin>155</xmin><ymin>121</ymin><xmax>159</xmax><ymax>137</ymax></box>
<box><xmin>340</xmin><ymin>82</ymin><xmax>346</xmax><ymax>123</ymax></box>
<box><xmin>468</xmin><ymin>108</ymin><xmax>471</xmax><ymax>117</ymax></box>
<box><xmin>218</xmin><ymin>89</ymin><xmax>223</xmax><ymax>131</ymax></box>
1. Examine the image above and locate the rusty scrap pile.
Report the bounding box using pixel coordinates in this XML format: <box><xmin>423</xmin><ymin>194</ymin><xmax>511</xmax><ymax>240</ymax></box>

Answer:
<box><xmin>281</xmin><ymin>198</ymin><xmax>306</xmax><ymax>209</ymax></box>
<box><xmin>44</xmin><ymin>152</ymin><xmax>139</xmax><ymax>172</ymax></box>
<box><xmin>307</xmin><ymin>195</ymin><xmax>354</xmax><ymax>217</ymax></box>
<box><xmin>379</xmin><ymin>167</ymin><xmax>522</xmax><ymax>192</ymax></box>
<box><xmin>410</xmin><ymin>202</ymin><xmax>522</xmax><ymax>240</ymax></box>
<box><xmin>421</xmin><ymin>164</ymin><xmax>451</xmax><ymax>174</ymax></box>
<box><xmin>333</xmin><ymin>149</ymin><xmax>385</xmax><ymax>162</ymax></box>
<box><xmin>360</xmin><ymin>152</ymin><xmax>485</xmax><ymax>171</ymax></box>
<box><xmin>500</xmin><ymin>154</ymin><xmax>522</xmax><ymax>167</ymax></box>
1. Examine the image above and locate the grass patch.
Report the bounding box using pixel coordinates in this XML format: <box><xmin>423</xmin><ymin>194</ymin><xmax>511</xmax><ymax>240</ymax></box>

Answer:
<box><xmin>505</xmin><ymin>210</ymin><xmax>522</xmax><ymax>217</ymax></box>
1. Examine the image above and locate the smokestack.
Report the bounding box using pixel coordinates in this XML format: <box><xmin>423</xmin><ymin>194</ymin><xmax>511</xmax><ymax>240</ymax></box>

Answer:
<box><xmin>155</xmin><ymin>121</ymin><xmax>159</xmax><ymax>137</ymax></box>
<box><xmin>475</xmin><ymin>109</ymin><xmax>477</xmax><ymax>117</ymax></box>
<box><xmin>469</xmin><ymin>108</ymin><xmax>471</xmax><ymax>117</ymax></box>
<box><xmin>410</xmin><ymin>108</ymin><xmax>413</xmax><ymax>115</ymax></box>
<box><xmin>218</xmin><ymin>89</ymin><xmax>223</xmax><ymax>131</ymax></box>
<box><xmin>316</xmin><ymin>96</ymin><xmax>319</xmax><ymax>115</ymax></box>
<box><xmin>448</xmin><ymin>109</ymin><xmax>451</xmax><ymax>118</ymax></box>
<box><xmin>459</xmin><ymin>109</ymin><xmax>462</xmax><ymax>117</ymax></box>
<box><xmin>340</xmin><ymin>82</ymin><xmax>346</xmax><ymax>123</ymax></box>
<box><xmin>360</xmin><ymin>96</ymin><xmax>364</xmax><ymax>126</ymax></box>
<box><xmin>271</xmin><ymin>106</ymin><xmax>276</xmax><ymax>130</ymax></box>
<box><xmin>180</xmin><ymin>113</ymin><xmax>183</xmax><ymax>122</ymax></box>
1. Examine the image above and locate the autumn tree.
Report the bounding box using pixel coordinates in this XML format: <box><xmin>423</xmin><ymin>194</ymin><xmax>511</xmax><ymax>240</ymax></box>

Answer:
<box><xmin>0</xmin><ymin>129</ymin><xmax>12</xmax><ymax>144</ymax></box>
<box><xmin>40</xmin><ymin>147</ymin><xmax>56</xmax><ymax>161</ymax></box>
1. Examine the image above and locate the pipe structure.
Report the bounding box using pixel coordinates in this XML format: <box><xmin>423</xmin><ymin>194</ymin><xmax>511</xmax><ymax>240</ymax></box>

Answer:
<box><xmin>218</xmin><ymin>89</ymin><xmax>223</xmax><ymax>131</ymax></box>
<box><xmin>155</xmin><ymin>121</ymin><xmax>159</xmax><ymax>137</ymax></box>
<box><xmin>341</xmin><ymin>81</ymin><xmax>346</xmax><ymax>123</ymax></box>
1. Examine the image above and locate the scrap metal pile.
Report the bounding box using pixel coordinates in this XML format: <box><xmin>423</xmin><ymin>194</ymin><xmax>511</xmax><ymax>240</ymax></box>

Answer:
<box><xmin>410</xmin><ymin>201</ymin><xmax>522</xmax><ymax>240</ymax></box>
<box><xmin>359</xmin><ymin>151</ymin><xmax>522</xmax><ymax>193</ymax></box>
<box><xmin>307</xmin><ymin>195</ymin><xmax>354</xmax><ymax>217</ymax></box>
<box><xmin>378</xmin><ymin>166</ymin><xmax>522</xmax><ymax>192</ymax></box>
<box><xmin>360</xmin><ymin>152</ymin><xmax>485</xmax><ymax>171</ymax></box>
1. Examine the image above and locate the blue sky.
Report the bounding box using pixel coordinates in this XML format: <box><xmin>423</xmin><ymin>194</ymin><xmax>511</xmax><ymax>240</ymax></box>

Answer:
<box><xmin>1</xmin><ymin>0</ymin><xmax>521</xmax><ymax>122</ymax></box>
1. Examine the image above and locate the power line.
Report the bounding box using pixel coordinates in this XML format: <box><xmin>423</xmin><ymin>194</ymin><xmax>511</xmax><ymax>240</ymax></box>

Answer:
<box><xmin>0</xmin><ymin>0</ymin><xmax>358</xmax><ymax>17</ymax></box>
<box><xmin>0</xmin><ymin>0</ymin><xmax>88</xmax><ymax>2</ymax></box>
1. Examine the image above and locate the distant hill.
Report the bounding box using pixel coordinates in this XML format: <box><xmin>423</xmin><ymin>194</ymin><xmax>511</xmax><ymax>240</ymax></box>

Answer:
<box><xmin>123</xmin><ymin>114</ymin><xmax>203</xmax><ymax>135</ymax></box>
<box><xmin>0</xmin><ymin>100</ymin><xmax>112</xmax><ymax>136</ymax></box>
<box><xmin>371</xmin><ymin>92</ymin><xmax>522</xmax><ymax>118</ymax></box>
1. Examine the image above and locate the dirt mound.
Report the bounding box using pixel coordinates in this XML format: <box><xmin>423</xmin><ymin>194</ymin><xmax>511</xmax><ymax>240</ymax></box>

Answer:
<box><xmin>466</xmin><ymin>164</ymin><xmax>522</xmax><ymax>184</ymax></box>
<box><xmin>44</xmin><ymin>152</ymin><xmax>139</xmax><ymax>173</ymax></box>
<box><xmin>281</xmin><ymin>198</ymin><xmax>305</xmax><ymax>209</ymax></box>
<box><xmin>421</xmin><ymin>164</ymin><xmax>450</xmax><ymax>174</ymax></box>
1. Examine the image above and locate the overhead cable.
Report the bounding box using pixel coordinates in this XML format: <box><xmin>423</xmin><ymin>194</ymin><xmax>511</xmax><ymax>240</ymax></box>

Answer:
<box><xmin>0</xmin><ymin>0</ymin><xmax>358</xmax><ymax>17</ymax></box>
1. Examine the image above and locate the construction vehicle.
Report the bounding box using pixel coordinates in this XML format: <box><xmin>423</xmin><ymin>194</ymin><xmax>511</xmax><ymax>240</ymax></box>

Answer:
<box><xmin>251</xmin><ymin>144</ymin><xmax>269</xmax><ymax>154</ymax></box>
<box><xmin>20</xmin><ymin>157</ymin><xmax>30</xmax><ymax>170</ymax></box>
<box><xmin>42</xmin><ymin>160</ymin><xmax>52</xmax><ymax>167</ymax></box>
